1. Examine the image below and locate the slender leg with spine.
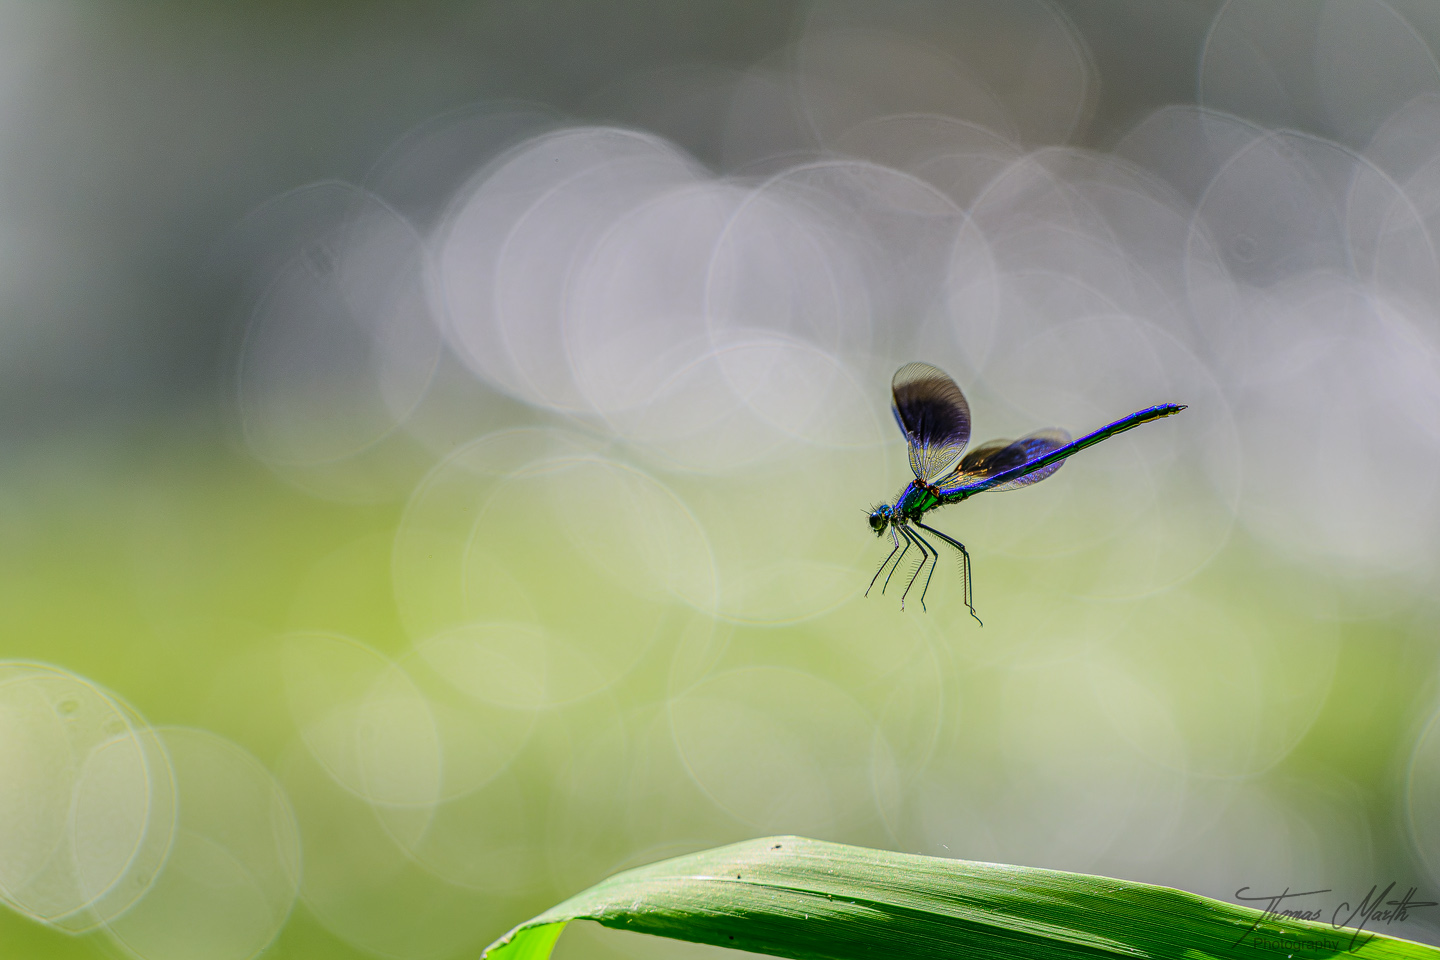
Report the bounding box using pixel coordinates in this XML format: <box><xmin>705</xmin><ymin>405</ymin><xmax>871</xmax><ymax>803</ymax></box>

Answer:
<box><xmin>866</xmin><ymin>530</ymin><xmax>902</xmax><ymax>597</ymax></box>
<box><xmin>915</xmin><ymin>520</ymin><xmax>982</xmax><ymax>626</ymax></box>
<box><xmin>881</xmin><ymin>529</ymin><xmax>913</xmax><ymax>595</ymax></box>
<box><xmin>899</xmin><ymin>526</ymin><xmax>934</xmax><ymax>612</ymax></box>
<box><xmin>912</xmin><ymin>528</ymin><xmax>942</xmax><ymax>612</ymax></box>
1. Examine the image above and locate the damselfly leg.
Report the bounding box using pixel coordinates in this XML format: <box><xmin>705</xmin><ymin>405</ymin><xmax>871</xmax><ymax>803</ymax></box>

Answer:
<box><xmin>880</xmin><ymin>529</ymin><xmax>913</xmax><ymax>595</ymax></box>
<box><xmin>916</xmin><ymin>520</ymin><xmax>981</xmax><ymax>625</ymax></box>
<box><xmin>866</xmin><ymin>529</ymin><xmax>903</xmax><ymax>598</ymax></box>
<box><xmin>898</xmin><ymin>526</ymin><xmax>934</xmax><ymax>611</ymax></box>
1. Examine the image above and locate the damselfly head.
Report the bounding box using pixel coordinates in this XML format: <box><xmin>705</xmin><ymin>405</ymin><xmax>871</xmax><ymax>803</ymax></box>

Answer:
<box><xmin>868</xmin><ymin>505</ymin><xmax>893</xmax><ymax>535</ymax></box>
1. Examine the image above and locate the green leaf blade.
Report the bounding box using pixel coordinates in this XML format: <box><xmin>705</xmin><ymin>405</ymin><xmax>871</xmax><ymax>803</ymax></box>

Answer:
<box><xmin>483</xmin><ymin>837</ymin><xmax>1440</xmax><ymax>960</ymax></box>
<box><xmin>483</xmin><ymin>921</ymin><xmax>567</xmax><ymax>960</ymax></box>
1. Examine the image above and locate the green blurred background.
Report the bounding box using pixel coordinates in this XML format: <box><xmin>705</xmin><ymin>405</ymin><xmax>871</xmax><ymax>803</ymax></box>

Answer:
<box><xmin>4</xmin><ymin>1</ymin><xmax>1440</xmax><ymax>958</ymax></box>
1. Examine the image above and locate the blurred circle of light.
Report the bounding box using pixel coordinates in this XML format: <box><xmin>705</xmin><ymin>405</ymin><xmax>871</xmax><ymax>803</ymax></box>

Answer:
<box><xmin>718</xmin><ymin>600</ymin><xmax>950</xmax><ymax>836</ymax></box>
<box><xmin>966</xmin><ymin>148</ymin><xmax>1117</xmax><ymax>242</ymax></box>
<box><xmin>391</xmin><ymin>637</ymin><xmax>539</xmax><ymax>801</ymax></box>
<box><xmin>434</xmin><ymin>126</ymin><xmax>703</xmax><ymax>410</ymax></box>
<box><xmin>562</xmin><ymin>161</ymin><xmax>945</xmax><ymax>469</ymax></box>
<box><xmin>1115</xmin><ymin>106</ymin><xmax>1268</xmax><ymax>208</ymax></box>
<box><xmin>1344</xmin><ymin>150</ymin><xmax>1440</xmax><ymax>314</ymax></box>
<box><xmin>978</xmin><ymin>314</ymin><xmax>1238</xmax><ymax>597</ymax></box>
<box><xmin>1392</xmin><ymin>152</ymin><xmax>1440</xmax><ymax>312</ymax></box>
<box><xmin>277</xmin><ymin>743</ymin><xmax>500</xmax><ymax>960</ymax></box>
<box><xmin>580</xmin><ymin>62</ymin><xmax>754</xmax><ymax>166</ymax></box>
<box><xmin>358</xmin><ymin>702</ymin><xmax>538</xmax><ymax>900</ymax></box>
<box><xmin>1050</xmin><ymin>151</ymin><xmax>1207</xmax><ymax>336</ymax></box>
<box><xmin>801</xmin><ymin>0</ymin><xmax>1096</xmax><ymax>146</ymax></box>
<box><xmin>544</xmin><ymin>456</ymin><xmax>719</xmax><ymax>612</ymax></box>
<box><xmin>1110</xmin><ymin>109</ymin><xmax>1259</xmax><ymax>369</ymax></box>
<box><xmin>393</xmin><ymin>428</ymin><xmax>707</xmax><ymax>698</ymax></box>
<box><xmin>989</xmin><ymin>657</ymin><xmax>1189</xmax><ymax>872</ymax></box>
<box><xmin>944</xmin><ymin>215</ymin><xmax>1003</xmax><ymax>372</ymax></box>
<box><xmin>563</xmin><ymin>181</ymin><xmax>755</xmax><ymax>423</ymax></box>
<box><xmin>555</xmin><ymin>168</ymin><xmax>892</xmax><ymax>467</ymax></box>
<box><xmin>665</xmin><ymin>610</ymin><xmax>734</xmax><ymax>697</ymax></box>
<box><xmin>1200</xmin><ymin>0</ymin><xmax>1440</xmax><ymax>149</ymax></box>
<box><xmin>613</xmin><ymin>333</ymin><xmax>879</xmax><ymax>473</ymax></box>
<box><xmin>968</xmin><ymin>266</ymin><xmax>1137</xmax><ymax>381</ymax></box>
<box><xmin>234</xmin><ymin>182</ymin><xmax>441</xmax><ymax>501</ymax></box>
<box><xmin>101</xmin><ymin>728</ymin><xmax>300</xmax><ymax>960</ymax></box>
<box><xmin>413</xmin><ymin>622</ymin><xmax>551</xmax><ymax>712</ymax></box>
<box><xmin>496</xmin><ymin>154</ymin><xmax>711</xmax><ymax>415</ymax></box>
<box><xmin>363</xmin><ymin>100</ymin><xmax>565</xmax><ymax>231</ymax></box>
<box><xmin>1193</xmin><ymin>131</ymin><xmax>1354</xmax><ymax>288</ymax></box>
<box><xmin>665</xmin><ymin>435</ymin><xmax>886</xmax><ymax>623</ymax></box>
<box><xmin>1102</xmin><ymin>589</ymin><xmax>1338</xmax><ymax>779</ymax></box>
<box><xmin>0</xmin><ymin>663</ymin><xmax>176</xmax><ymax>932</ymax></box>
<box><xmin>702</xmin><ymin>165</ymin><xmax>883</xmax><ymax>359</ymax></box>
<box><xmin>1234</xmin><ymin>280</ymin><xmax>1440</xmax><ymax>575</ymax></box>
<box><xmin>721</xmin><ymin>600</ymin><xmax>948</xmax><ymax>767</ymax></box>
<box><xmin>871</xmin><ymin>647</ymin><xmax>948</xmax><ymax>838</ymax></box>
<box><xmin>668</xmin><ymin>666</ymin><xmax>886</xmax><ymax>834</ymax></box>
<box><xmin>725</xmin><ymin>161</ymin><xmax>965</xmax><ymax>367</ymax></box>
<box><xmin>393</xmin><ymin>427</ymin><xmax>601</xmax><ymax>639</ymax></box>
<box><xmin>934</xmin><ymin>556</ymin><xmax>1125</xmax><ymax>668</ymax></box>
<box><xmin>281</xmin><ymin>633</ymin><xmax>443</xmax><ymax>810</ymax></box>
<box><xmin>389</xmin><ymin>783</ymin><xmax>540</xmax><ymax>900</ymax></box>
<box><xmin>706</xmin><ymin>334</ymin><xmax>881</xmax><ymax>451</ymax></box>
<box><xmin>543</xmin><ymin>703</ymin><xmax>736</xmax><ymax>895</ymax></box>
<box><xmin>829</xmin><ymin>114</ymin><xmax>1021</xmax><ymax>209</ymax></box>
<box><xmin>1367</xmin><ymin>91</ymin><xmax>1440</xmax><ymax>182</ymax></box>
<box><xmin>956</xmin><ymin>151</ymin><xmax>1125</xmax><ymax>371</ymax></box>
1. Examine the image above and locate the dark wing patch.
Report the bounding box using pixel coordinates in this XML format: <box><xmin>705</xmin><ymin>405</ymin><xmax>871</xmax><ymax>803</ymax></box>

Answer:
<box><xmin>958</xmin><ymin>438</ymin><xmax>1027</xmax><ymax>476</ymax></box>
<box><xmin>951</xmin><ymin>428</ymin><xmax>1072</xmax><ymax>491</ymax></box>
<box><xmin>891</xmin><ymin>362</ymin><xmax>971</xmax><ymax>482</ymax></box>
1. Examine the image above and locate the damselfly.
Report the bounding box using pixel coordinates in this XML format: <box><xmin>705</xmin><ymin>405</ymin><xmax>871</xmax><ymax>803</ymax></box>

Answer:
<box><xmin>867</xmin><ymin>362</ymin><xmax>1185</xmax><ymax>620</ymax></box>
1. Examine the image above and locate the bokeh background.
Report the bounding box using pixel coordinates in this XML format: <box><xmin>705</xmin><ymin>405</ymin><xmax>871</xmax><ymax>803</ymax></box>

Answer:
<box><xmin>4</xmin><ymin>1</ymin><xmax>1440</xmax><ymax>957</ymax></box>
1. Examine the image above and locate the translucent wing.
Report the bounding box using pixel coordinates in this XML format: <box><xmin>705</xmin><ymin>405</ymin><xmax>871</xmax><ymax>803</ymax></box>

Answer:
<box><xmin>890</xmin><ymin>362</ymin><xmax>971</xmax><ymax>482</ymax></box>
<box><xmin>948</xmin><ymin>428</ymin><xmax>1071</xmax><ymax>491</ymax></box>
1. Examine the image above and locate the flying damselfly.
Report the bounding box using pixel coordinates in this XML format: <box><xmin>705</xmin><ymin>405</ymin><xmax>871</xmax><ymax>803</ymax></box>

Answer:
<box><xmin>867</xmin><ymin>362</ymin><xmax>1185</xmax><ymax>621</ymax></box>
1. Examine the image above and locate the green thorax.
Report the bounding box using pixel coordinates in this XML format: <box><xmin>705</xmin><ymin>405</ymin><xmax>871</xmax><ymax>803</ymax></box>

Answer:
<box><xmin>898</xmin><ymin>482</ymin><xmax>941</xmax><ymax>518</ymax></box>
<box><xmin>898</xmin><ymin>479</ymin><xmax>979</xmax><ymax>518</ymax></box>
